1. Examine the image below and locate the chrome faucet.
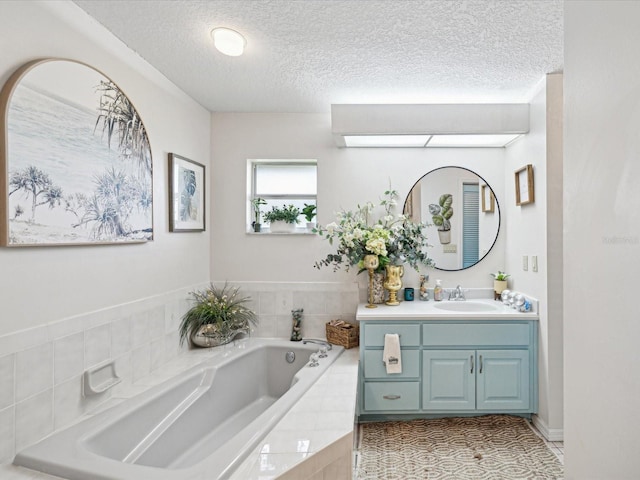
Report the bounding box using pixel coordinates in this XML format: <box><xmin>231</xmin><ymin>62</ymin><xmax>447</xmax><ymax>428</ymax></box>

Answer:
<box><xmin>449</xmin><ymin>285</ymin><xmax>466</xmax><ymax>301</ymax></box>
<box><xmin>302</xmin><ymin>338</ymin><xmax>333</xmax><ymax>350</ymax></box>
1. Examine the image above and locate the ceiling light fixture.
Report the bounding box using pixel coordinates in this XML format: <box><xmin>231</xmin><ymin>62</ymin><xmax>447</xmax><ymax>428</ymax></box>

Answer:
<box><xmin>211</xmin><ymin>27</ymin><xmax>246</xmax><ymax>57</ymax></box>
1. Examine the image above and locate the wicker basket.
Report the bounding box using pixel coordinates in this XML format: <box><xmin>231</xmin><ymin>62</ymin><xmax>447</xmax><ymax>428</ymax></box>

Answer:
<box><xmin>325</xmin><ymin>321</ymin><xmax>359</xmax><ymax>349</ymax></box>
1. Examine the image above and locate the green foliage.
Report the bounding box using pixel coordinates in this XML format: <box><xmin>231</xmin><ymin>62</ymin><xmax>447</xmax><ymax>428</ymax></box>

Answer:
<box><xmin>428</xmin><ymin>193</ymin><xmax>453</xmax><ymax>231</ymax></box>
<box><xmin>179</xmin><ymin>283</ymin><xmax>257</xmax><ymax>346</ymax></box>
<box><xmin>302</xmin><ymin>203</ymin><xmax>316</xmax><ymax>222</ymax></box>
<box><xmin>315</xmin><ymin>186</ymin><xmax>434</xmax><ymax>273</ymax></box>
<box><xmin>251</xmin><ymin>197</ymin><xmax>267</xmax><ymax>222</ymax></box>
<box><xmin>490</xmin><ymin>271</ymin><xmax>510</xmax><ymax>281</ymax></box>
<box><xmin>263</xmin><ymin>204</ymin><xmax>301</xmax><ymax>224</ymax></box>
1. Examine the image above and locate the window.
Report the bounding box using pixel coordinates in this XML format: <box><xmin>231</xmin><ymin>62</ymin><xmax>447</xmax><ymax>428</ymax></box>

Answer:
<box><xmin>248</xmin><ymin>160</ymin><xmax>317</xmax><ymax>233</ymax></box>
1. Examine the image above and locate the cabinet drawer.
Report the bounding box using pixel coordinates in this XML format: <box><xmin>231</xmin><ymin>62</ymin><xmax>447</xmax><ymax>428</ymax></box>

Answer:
<box><xmin>363</xmin><ymin>349</ymin><xmax>419</xmax><ymax>378</ymax></box>
<box><xmin>363</xmin><ymin>324</ymin><xmax>421</xmax><ymax>347</ymax></box>
<box><xmin>422</xmin><ymin>323</ymin><xmax>530</xmax><ymax>346</ymax></box>
<box><xmin>363</xmin><ymin>382</ymin><xmax>420</xmax><ymax>411</ymax></box>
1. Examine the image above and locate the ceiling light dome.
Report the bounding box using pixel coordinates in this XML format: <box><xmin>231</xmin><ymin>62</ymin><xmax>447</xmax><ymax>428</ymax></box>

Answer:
<box><xmin>211</xmin><ymin>27</ymin><xmax>246</xmax><ymax>57</ymax></box>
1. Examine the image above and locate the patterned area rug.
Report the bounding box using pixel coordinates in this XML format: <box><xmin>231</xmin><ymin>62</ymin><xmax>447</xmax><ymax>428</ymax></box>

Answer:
<box><xmin>356</xmin><ymin>415</ymin><xmax>563</xmax><ymax>479</ymax></box>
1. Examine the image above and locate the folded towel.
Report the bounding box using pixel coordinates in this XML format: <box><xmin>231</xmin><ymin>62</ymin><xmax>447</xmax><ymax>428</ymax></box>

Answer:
<box><xmin>383</xmin><ymin>333</ymin><xmax>402</xmax><ymax>374</ymax></box>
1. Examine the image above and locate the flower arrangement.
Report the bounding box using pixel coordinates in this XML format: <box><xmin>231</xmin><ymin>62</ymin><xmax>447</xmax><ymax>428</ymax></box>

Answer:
<box><xmin>314</xmin><ymin>187</ymin><xmax>433</xmax><ymax>272</ymax></box>
<box><xmin>179</xmin><ymin>283</ymin><xmax>257</xmax><ymax>346</ymax></box>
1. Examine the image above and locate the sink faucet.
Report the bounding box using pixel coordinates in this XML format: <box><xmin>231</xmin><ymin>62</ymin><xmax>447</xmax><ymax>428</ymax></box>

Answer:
<box><xmin>302</xmin><ymin>338</ymin><xmax>333</xmax><ymax>350</ymax></box>
<box><xmin>449</xmin><ymin>285</ymin><xmax>466</xmax><ymax>301</ymax></box>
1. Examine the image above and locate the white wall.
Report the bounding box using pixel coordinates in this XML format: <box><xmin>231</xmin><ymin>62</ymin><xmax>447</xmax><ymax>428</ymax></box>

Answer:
<box><xmin>210</xmin><ymin>112</ymin><xmax>506</xmax><ymax>291</ymax></box>
<box><xmin>565</xmin><ymin>2</ymin><xmax>640</xmax><ymax>478</ymax></box>
<box><xmin>504</xmin><ymin>75</ymin><xmax>564</xmax><ymax>440</ymax></box>
<box><xmin>0</xmin><ymin>1</ymin><xmax>211</xmax><ymax>337</ymax></box>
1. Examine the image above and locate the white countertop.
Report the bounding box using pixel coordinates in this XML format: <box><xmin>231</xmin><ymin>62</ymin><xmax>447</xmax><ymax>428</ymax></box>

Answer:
<box><xmin>356</xmin><ymin>298</ymin><xmax>539</xmax><ymax>321</ymax></box>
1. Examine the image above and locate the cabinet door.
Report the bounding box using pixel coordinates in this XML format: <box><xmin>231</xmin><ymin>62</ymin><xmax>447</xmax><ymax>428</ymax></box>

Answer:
<box><xmin>476</xmin><ymin>349</ymin><xmax>530</xmax><ymax>411</ymax></box>
<box><xmin>422</xmin><ymin>350</ymin><xmax>475</xmax><ymax>410</ymax></box>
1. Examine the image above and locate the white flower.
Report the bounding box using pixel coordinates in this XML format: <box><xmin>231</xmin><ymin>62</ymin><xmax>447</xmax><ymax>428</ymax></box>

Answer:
<box><xmin>343</xmin><ymin>233</ymin><xmax>355</xmax><ymax>247</ymax></box>
<box><xmin>326</xmin><ymin>222</ymin><xmax>338</xmax><ymax>234</ymax></box>
<box><xmin>353</xmin><ymin>228</ymin><xmax>364</xmax><ymax>240</ymax></box>
<box><xmin>383</xmin><ymin>215</ymin><xmax>394</xmax><ymax>223</ymax></box>
<box><xmin>373</xmin><ymin>224</ymin><xmax>384</xmax><ymax>230</ymax></box>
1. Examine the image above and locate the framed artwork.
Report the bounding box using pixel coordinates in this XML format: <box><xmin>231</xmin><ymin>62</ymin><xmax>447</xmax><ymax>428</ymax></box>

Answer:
<box><xmin>0</xmin><ymin>59</ymin><xmax>153</xmax><ymax>246</ymax></box>
<box><xmin>168</xmin><ymin>153</ymin><xmax>205</xmax><ymax>232</ymax></box>
<box><xmin>515</xmin><ymin>164</ymin><xmax>535</xmax><ymax>206</ymax></box>
<box><xmin>481</xmin><ymin>184</ymin><xmax>495</xmax><ymax>213</ymax></box>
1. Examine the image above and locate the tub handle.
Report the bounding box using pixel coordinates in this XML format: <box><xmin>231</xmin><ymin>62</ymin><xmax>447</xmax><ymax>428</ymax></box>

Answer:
<box><xmin>383</xmin><ymin>394</ymin><xmax>401</xmax><ymax>400</ymax></box>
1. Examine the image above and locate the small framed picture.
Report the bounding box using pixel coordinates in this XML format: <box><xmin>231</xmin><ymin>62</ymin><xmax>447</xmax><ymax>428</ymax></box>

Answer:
<box><xmin>168</xmin><ymin>153</ymin><xmax>205</xmax><ymax>232</ymax></box>
<box><xmin>515</xmin><ymin>164</ymin><xmax>535</xmax><ymax>206</ymax></box>
<box><xmin>481</xmin><ymin>185</ymin><xmax>495</xmax><ymax>213</ymax></box>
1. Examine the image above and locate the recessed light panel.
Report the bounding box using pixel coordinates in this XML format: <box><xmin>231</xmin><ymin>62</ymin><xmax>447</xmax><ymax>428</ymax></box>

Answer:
<box><xmin>427</xmin><ymin>134</ymin><xmax>522</xmax><ymax>148</ymax></box>
<box><xmin>211</xmin><ymin>27</ymin><xmax>246</xmax><ymax>56</ymax></box>
<box><xmin>344</xmin><ymin>135</ymin><xmax>431</xmax><ymax>147</ymax></box>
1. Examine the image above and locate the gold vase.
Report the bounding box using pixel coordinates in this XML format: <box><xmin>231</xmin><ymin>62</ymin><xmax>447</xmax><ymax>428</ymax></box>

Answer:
<box><xmin>383</xmin><ymin>264</ymin><xmax>404</xmax><ymax>306</ymax></box>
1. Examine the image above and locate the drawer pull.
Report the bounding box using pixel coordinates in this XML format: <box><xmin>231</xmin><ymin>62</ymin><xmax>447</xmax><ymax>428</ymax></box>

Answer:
<box><xmin>470</xmin><ymin>355</ymin><xmax>474</xmax><ymax>374</ymax></box>
<box><xmin>479</xmin><ymin>354</ymin><xmax>483</xmax><ymax>374</ymax></box>
<box><xmin>383</xmin><ymin>394</ymin><xmax>402</xmax><ymax>400</ymax></box>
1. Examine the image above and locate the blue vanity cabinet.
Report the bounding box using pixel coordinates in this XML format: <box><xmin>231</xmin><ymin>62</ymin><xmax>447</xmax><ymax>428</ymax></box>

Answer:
<box><xmin>358</xmin><ymin>318</ymin><xmax>538</xmax><ymax>419</ymax></box>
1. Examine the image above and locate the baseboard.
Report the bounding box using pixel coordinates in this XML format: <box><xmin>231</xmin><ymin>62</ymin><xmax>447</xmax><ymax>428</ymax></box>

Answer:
<box><xmin>532</xmin><ymin>414</ymin><xmax>564</xmax><ymax>441</ymax></box>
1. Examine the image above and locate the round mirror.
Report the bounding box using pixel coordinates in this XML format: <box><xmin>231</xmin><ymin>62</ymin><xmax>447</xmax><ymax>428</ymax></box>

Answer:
<box><xmin>403</xmin><ymin>167</ymin><xmax>500</xmax><ymax>271</ymax></box>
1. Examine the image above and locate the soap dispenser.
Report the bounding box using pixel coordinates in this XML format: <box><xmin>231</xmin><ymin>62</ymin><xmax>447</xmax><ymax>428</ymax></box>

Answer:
<box><xmin>434</xmin><ymin>279</ymin><xmax>443</xmax><ymax>301</ymax></box>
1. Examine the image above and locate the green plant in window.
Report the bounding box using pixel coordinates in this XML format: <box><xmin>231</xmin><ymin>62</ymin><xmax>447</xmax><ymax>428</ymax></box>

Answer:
<box><xmin>263</xmin><ymin>205</ymin><xmax>301</xmax><ymax>224</ymax></box>
<box><xmin>302</xmin><ymin>203</ymin><xmax>316</xmax><ymax>222</ymax></box>
<box><xmin>250</xmin><ymin>197</ymin><xmax>267</xmax><ymax>224</ymax></box>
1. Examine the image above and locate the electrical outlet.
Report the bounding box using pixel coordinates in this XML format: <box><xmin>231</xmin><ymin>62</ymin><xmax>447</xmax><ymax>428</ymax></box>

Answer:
<box><xmin>522</xmin><ymin>255</ymin><xmax>528</xmax><ymax>271</ymax></box>
<box><xmin>532</xmin><ymin>255</ymin><xmax>538</xmax><ymax>272</ymax></box>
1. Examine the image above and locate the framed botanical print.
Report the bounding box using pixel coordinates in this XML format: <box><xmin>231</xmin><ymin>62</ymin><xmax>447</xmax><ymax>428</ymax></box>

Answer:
<box><xmin>168</xmin><ymin>153</ymin><xmax>205</xmax><ymax>232</ymax></box>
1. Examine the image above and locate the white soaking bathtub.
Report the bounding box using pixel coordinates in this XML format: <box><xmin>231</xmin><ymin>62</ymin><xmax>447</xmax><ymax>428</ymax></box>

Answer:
<box><xmin>14</xmin><ymin>338</ymin><xmax>344</xmax><ymax>480</ymax></box>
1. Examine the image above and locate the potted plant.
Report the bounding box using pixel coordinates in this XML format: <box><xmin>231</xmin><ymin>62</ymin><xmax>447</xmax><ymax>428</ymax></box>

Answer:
<box><xmin>490</xmin><ymin>271</ymin><xmax>510</xmax><ymax>295</ymax></box>
<box><xmin>301</xmin><ymin>203</ymin><xmax>317</xmax><ymax>230</ymax></box>
<box><xmin>264</xmin><ymin>204</ymin><xmax>300</xmax><ymax>233</ymax></box>
<box><xmin>250</xmin><ymin>197</ymin><xmax>267</xmax><ymax>232</ymax></box>
<box><xmin>429</xmin><ymin>194</ymin><xmax>453</xmax><ymax>244</ymax></box>
<box><xmin>179</xmin><ymin>283</ymin><xmax>258</xmax><ymax>348</ymax></box>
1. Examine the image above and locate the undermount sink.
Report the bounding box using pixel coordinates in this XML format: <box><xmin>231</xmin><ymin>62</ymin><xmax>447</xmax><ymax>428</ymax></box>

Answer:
<box><xmin>433</xmin><ymin>301</ymin><xmax>500</xmax><ymax>312</ymax></box>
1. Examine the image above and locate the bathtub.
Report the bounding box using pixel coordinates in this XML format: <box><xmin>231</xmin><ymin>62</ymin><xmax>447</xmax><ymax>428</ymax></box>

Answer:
<box><xmin>14</xmin><ymin>338</ymin><xmax>344</xmax><ymax>480</ymax></box>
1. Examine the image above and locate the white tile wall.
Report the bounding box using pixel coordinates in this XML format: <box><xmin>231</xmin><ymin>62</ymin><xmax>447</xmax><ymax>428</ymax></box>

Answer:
<box><xmin>0</xmin><ymin>281</ymin><xmax>360</xmax><ymax>467</ymax></box>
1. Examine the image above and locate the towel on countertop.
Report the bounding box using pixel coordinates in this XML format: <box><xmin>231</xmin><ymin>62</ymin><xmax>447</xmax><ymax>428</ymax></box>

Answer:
<box><xmin>383</xmin><ymin>333</ymin><xmax>402</xmax><ymax>374</ymax></box>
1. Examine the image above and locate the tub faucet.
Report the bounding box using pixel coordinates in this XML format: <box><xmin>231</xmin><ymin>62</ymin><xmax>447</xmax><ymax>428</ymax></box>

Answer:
<box><xmin>449</xmin><ymin>285</ymin><xmax>466</xmax><ymax>301</ymax></box>
<box><xmin>302</xmin><ymin>338</ymin><xmax>333</xmax><ymax>350</ymax></box>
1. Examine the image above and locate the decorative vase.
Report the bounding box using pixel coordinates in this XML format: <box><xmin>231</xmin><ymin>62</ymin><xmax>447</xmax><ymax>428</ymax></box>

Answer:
<box><xmin>371</xmin><ymin>273</ymin><xmax>385</xmax><ymax>304</ymax></box>
<box><xmin>270</xmin><ymin>221</ymin><xmax>296</xmax><ymax>233</ymax></box>
<box><xmin>290</xmin><ymin>308</ymin><xmax>303</xmax><ymax>341</ymax></box>
<box><xmin>252</xmin><ymin>222</ymin><xmax>261</xmax><ymax>232</ymax></box>
<box><xmin>191</xmin><ymin>324</ymin><xmax>248</xmax><ymax>348</ymax></box>
<box><xmin>438</xmin><ymin>229</ymin><xmax>451</xmax><ymax>244</ymax></box>
<box><xmin>383</xmin><ymin>264</ymin><xmax>404</xmax><ymax>306</ymax></box>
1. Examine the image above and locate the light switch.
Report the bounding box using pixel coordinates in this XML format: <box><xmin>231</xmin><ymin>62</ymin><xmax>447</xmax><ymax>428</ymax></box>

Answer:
<box><xmin>532</xmin><ymin>255</ymin><xmax>538</xmax><ymax>272</ymax></box>
<box><xmin>522</xmin><ymin>255</ymin><xmax>528</xmax><ymax>271</ymax></box>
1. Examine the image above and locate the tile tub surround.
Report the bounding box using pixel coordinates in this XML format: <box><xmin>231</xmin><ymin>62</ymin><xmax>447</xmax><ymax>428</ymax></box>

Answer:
<box><xmin>1</xmin><ymin>340</ymin><xmax>360</xmax><ymax>480</ymax></box>
<box><xmin>0</xmin><ymin>280</ymin><xmax>360</xmax><ymax>474</ymax></box>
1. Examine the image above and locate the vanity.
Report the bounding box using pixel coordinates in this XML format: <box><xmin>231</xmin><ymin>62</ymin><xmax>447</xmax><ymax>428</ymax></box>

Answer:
<box><xmin>356</xmin><ymin>299</ymin><xmax>538</xmax><ymax>420</ymax></box>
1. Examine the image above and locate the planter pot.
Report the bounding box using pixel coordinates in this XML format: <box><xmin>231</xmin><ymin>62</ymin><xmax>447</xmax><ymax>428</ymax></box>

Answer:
<box><xmin>306</xmin><ymin>221</ymin><xmax>316</xmax><ymax>231</ymax></box>
<box><xmin>438</xmin><ymin>229</ymin><xmax>451</xmax><ymax>244</ymax></box>
<box><xmin>493</xmin><ymin>279</ymin><xmax>508</xmax><ymax>294</ymax></box>
<box><xmin>252</xmin><ymin>222</ymin><xmax>261</xmax><ymax>233</ymax></box>
<box><xmin>191</xmin><ymin>324</ymin><xmax>249</xmax><ymax>348</ymax></box>
<box><xmin>269</xmin><ymin>221</ymin><xmax>296</xmax><ymax>233</ymax></box>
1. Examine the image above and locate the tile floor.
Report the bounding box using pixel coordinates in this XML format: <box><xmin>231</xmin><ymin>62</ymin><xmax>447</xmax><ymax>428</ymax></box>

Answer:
<box><xmin>352</xmin><ymin>419</ymin><xmax>564</xmax><ymax>479</ymax></box>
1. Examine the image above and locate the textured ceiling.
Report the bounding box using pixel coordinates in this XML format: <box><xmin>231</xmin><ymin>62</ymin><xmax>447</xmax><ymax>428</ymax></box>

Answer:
<box><xmin>72</xmin><ymin>0</ymin><xmax>563</xmax><ymax>113</ymax></box>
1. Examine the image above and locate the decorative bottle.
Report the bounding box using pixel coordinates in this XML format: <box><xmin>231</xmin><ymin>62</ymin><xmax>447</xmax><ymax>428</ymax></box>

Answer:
<box><xmin>419</xmin><ymin>275</ymin><xmax>429</xmax><ymax>301</ymax></box>
<box><xmin>433</xmin><ymin>280</ymin><xmax>443</xmax><ymax>301</ymax></box>
<box><xmin>290</xmin><ymin>308</ymin><xmax>303</xmax><ymax>341</ymax></box>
